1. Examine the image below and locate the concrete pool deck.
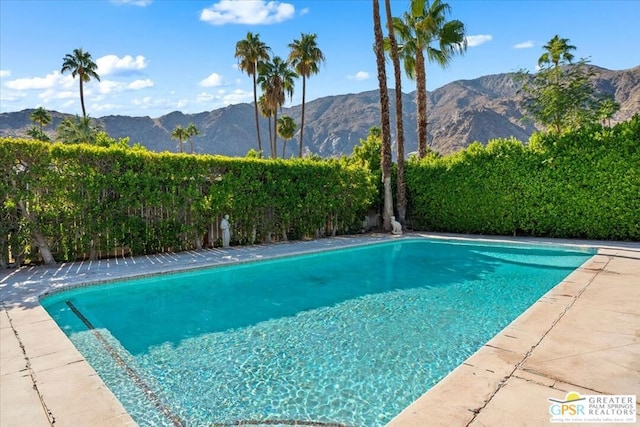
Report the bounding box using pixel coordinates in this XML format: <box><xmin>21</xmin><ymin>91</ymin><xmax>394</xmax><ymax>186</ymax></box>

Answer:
<box><xmin>1</xmin><ymin>233</ymin><xmax>638</xmax><ymax>426</ymax></box>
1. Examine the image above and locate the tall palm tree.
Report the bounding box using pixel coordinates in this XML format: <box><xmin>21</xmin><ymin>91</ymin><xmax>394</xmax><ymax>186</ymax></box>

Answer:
<box><xmin>277</xmin><ymin>115</ymin><xmax>297</xmax><ymax>158</ymax></box>
<box><xmin>373</xmin><ymin>0</ymin><xmax>394</xmax><ymax>232</ymax></box>
<box><xmin>288</xmin><ymin>33</ymin><xmax>325</xmax><ymax>158</ymax></box>
<box><xmin>257</xmin><ymin>56</ymin><xmax>297</xmax><ymax>158</ymax></box>
<box><xmin>30</xmin><ymin>107</ymin><xmax>52</xmax><ymax>135</ymax></box>
<box><xmin>185</xmin><ymin>122</ymin><xmax>200</xmax><ymax>154</ymax></box>
<box><xmin>61</xmin><ymin>48</ymin><xmax>101</xmax><ymax>118</ymax></box>
<box><xmin>171</xmin><ymin>124</ymin><xmax>189</xmax><ymax>153</ymax></box>
<box><xmin>384</xmin><ymin>0</ymin><xmax>407</xmax><ymax>224</ymax></box>
<box><xmin>394</xmin><ymin>0</ymin><xmax>466</xmax><ymax>157</ymax></box>
<box><xmin>235</xmin><ymin>32</ymin><xmax>271</xmax><ymax>157</ymax></box>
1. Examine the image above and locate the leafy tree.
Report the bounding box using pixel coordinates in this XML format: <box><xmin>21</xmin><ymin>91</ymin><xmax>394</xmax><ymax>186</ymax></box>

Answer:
<box><xmin>186</xmin><ymin>122</ymin><xmax>200</xmax><ymax>154</ymax></box>
<box><xmin>394</xmin><ymin>0</ymin><xmax>466</xmax><ymax>158</ymax></box>
<box><xmin>257</xmin><ymin>56</ymin><xmax>297</xmax><ymax>158</ymax></box>
<box><xmin>235</xmin><ymin>32</ymin><xmax>271</xmax><ymax>157</ymax></box>
<box><xmin>373</xmin><ymin>0</ymin><xmax>394</xmax><ymax>231</ymax></box>
<box><xmin>56</xmin><ymin>116</ymin><xmax>102</xmax><ymax>144</ymax></box>
<box><xmin>277</xmin><ymin>115</ymin><xmax>297</xmax><ymax>158</ymax></box>
<box><xmin>61</xmin><ymin>48</ymin><xmax>100</xmax><ymax>118</ymax></box>
<box><xmin>384</xmin><ymin>0</ymin><xmax>407</xmax><ymax>224</ymax></box>
<box><xmin>171</xmin><ymin>124</ymin><xmax>189</xmax><ymax>153</ymax></box>
<box><xmin>288</xmin><ymin>33</ymin><xmax>325</xmax><ymax>158</ymax></box>
<box><xmin>518</xmin><ymin>35</ymin><xmax>602</xmax><ymax>133</ymax></box>
<box><xmin>29</xmin><ymin>107</ymin><xmax>52</xmax><ymax>141</ymax></box>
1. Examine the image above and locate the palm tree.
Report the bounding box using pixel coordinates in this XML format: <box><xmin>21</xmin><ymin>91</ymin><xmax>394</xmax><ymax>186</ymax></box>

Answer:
<box><xmin>373</xmin><ymin>0</ymin><xmax>394</xmax><ymax>232</ymax></box>
<box><xmin>185</xmin><ymin>122</ymin><xmax>200</xmax><ymax>154</ymax></box>
<box><xmin>258</xmin><ymin>93</ymin><xmax>275</xmax><ymax>152</ymax></box>
<box><xmin>235</xmin><ymin>32</ymin><xmax>271</xmax><ymax>157</ymax></box>
<box><xmin>61</xmin><ymin>48</ymin><xmax>101</xmax><ymax>118</ymax></box>
<box><xmin>538</xmin><ymin>34</ymin><xmax>576</xmax><ymax>84</ymax></box>
<box><xmin>288</xmin><ymin>33</ymin><xmax>325</xmax><ymax>158</ymax></box>
<box><xmin>30</xmin><ymin>107</ymin><xmax>52</xmax><ymax>136</ymax></box>
<box><xmin>384</xmin><ymin>0</ymin><xmax>407</xmax><ymax>224</ymax></box>
<box><xmin>257</xmin><ymin>56</ymin><xmax>297</xmax><ymax>158</ymax></box>
<box><xmin>597</xmin><ymin>97</ymin><xmax>620</xmax><ymax>127</ymax></box>
<box><xmin>394</xmin><ymin>0</ymin><xmax>466</xmax><ymax>157</ymax></box>
<box><xmin>171</xmin><ymin>125</ymin><xmax>189</xmax><ymax>153</ymax></box>
<box><xmin>56</xmin><ymin>116</ymin><xmax>102</xmax><ymax>144</ymax></box>
<box><xmin>277</xmin><ymin>115</ymin><xmax>297</xmax><ymax>158</ymax></box>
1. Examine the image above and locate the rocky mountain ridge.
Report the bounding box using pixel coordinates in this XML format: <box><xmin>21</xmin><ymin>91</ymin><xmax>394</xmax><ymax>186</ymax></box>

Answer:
<box><xmin>1</xmin><ymin>65</ymin><xmax>638</xmax><ymax>157</ymax></box>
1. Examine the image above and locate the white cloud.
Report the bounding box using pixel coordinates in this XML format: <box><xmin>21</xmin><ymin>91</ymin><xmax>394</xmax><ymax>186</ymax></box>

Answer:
<box><xmin>222</xmin><ymin>89</ymin><xmax>251</xmax><ymax>105</ymax></box>
<box><xmin>5</xmin><ymin>71</ymin><xmax>72</xmax><ymax>90</ymax></box>
<box><xmin>128</xmin><ymin>79</ymin><xmax>154</xmax><ymax>90</ymax></box>
<box><xmin>466</xmin><ymin>34</ymin><xmax>493</xmax><ymax>47</ymax></box>
<box><xmin>200</xmin><ymin>0</ymin><xmax>295</xmax><ymax>25</ymax></box>
<box><xmin>200</xmin><ymin>72</ymin><xmax>224</xmax><ymax>87</ymax></box>
<box><xmin>96</xmin><ymin>54</ymin><xmax>148</xmax><ymax>76</ymax></box>
<box><xmin>132</xmin><ymin>96</ymin><xmax>153</xmax><ymax>106</ymax></box>
<box><xmin>110</xmin><ymin>0</ymin><xmax>152</xmax><ymax>6</ymax></box>
<box><xmin>196</xmin><ymin>92</ymin><xmax>215</xmax><ymax>103</ymax></box>
<box><xmin>347</xmin><ymin>71</ymin><xmax>369</xmax><ymax>81</ymax></box>
<box><xmin>0</xmin><ymin>70</ymin><xmax>10</xmax><ymax>78</ymax></box>
<box><xmin>38</xmin><ymin>89</ymin><xmax>76</xmax><ymax>101</ymax></box>
<box><xmin>513</xmin><ymin>41</ymin><xmax>534</xmax><ymax>49</ymax></box>
<box><xmin>97</xmin><ymin>80</ymin><xmax>123</xmax><ymax>95</ymax></box>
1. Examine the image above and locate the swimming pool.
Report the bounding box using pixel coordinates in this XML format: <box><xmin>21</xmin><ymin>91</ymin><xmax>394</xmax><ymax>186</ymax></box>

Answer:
<box><xmin>41</xmin><ymin>238</ymin><xmax>595</xmax><ymax>426</ymax></box>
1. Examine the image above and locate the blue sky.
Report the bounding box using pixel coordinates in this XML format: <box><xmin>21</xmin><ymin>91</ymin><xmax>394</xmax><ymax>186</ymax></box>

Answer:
<box><xmin>1</xmin><ymin>0</ymin><xmax>638</xmax><ymax>118</ymax></box>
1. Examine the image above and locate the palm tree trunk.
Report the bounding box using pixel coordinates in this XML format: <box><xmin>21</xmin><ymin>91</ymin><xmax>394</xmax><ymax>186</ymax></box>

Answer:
<box><xmin>252</xmin><ymin>72</ymin><xmax>263</xmax><ymax>156</ymax></box>
<box><xmin>272</xmin><ymin>110</ymin><xmax>278</xmax><ymax>158</ymax></box>
<box><xmin>79</xmin><ymin>78</ymin><xmax>87</xmax><ymax>118</ymax></box>
<box><xmin>373</xmin><ymin>0</ymin><xmax>394</xmax><ymax>232</ymax></box>
<box><xmin>385</xmin><ymin>0</ymin><xmax>407</xmax><ymax>225</ymax></box>
<box><xmin>299</xmin><ymin>76</ymin><xmax>307</xmax><ymax>157</ymax></box>
<box><xmin>416</xmin><ymin>49</ymin><xmax>428</xmax><ymax>158</ymax></box>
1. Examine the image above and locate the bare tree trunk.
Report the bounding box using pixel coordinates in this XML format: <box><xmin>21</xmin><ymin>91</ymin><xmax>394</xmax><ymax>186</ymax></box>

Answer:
<box><xmin>384</xmin><ymin>0</ymin><xmax>407</xmax><ymax>225</ymax></box>
<box><xmin>16</xmin><ymin>200</ymin><xmax>56</xmax><ymax>265</ymax></box>
<box><xmin>373</xmin><ymin>0</ymin><xmax>394</xmax><ymax>231</ymax></box>
<box><xmin>416</xmin><ymin>49</ymin><xmax>428</xmax><ymax>158</ymax></box>
<box><xmin>299</xmin><ymin>77</ymin><xmax>307</xmax><ymax>158</ymax></box>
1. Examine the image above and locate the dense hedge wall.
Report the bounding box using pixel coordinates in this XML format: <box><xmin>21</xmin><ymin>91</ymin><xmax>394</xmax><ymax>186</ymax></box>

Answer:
<box><xmin>405</xmin><ymin>116</ymin><xmax>640</xmax><ymax>240</ymax></box>
<box><xmin>1</xmin><ymin>139</ymin><xmax>376</xmax><ymax>264</ymax></box>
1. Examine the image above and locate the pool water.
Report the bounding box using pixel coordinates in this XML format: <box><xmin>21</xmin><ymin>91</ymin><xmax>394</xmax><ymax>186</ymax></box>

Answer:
<box><xmin>41</xmin><ymin>238</ymin><xmax>594</xmax><ymax>426</ymax></box>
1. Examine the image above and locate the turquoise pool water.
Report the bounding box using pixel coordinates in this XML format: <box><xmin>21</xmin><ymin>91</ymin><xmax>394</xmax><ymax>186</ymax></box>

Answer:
<box><xmin>41</xmin><ymin>238</ymin><xmax>594</xmax><ymax>426</ymax></box>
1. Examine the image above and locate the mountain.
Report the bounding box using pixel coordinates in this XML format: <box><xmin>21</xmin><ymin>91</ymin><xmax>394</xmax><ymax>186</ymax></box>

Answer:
<box><xmin>1</xmin><ymin>65</ymin><xmax>638</xmax><ymax>157</ymax></box>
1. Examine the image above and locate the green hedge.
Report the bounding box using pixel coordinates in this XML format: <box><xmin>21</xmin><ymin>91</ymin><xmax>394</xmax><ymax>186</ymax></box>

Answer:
<box><xmin>1</xmin><ymin>139</ymin><xmax>376</xmax><ymax>264</ymax></box>
<box><xmin>405</xmin><ymin>116</ymin><xmax>640</xmax><ymax>240</ymax></box>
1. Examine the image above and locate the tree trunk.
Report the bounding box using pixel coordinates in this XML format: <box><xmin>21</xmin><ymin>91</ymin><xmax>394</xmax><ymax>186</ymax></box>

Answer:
<box><xmin>373</xmin><ymin>0</ymin><xmax>394</xmax><ymax>231</ymax></box>
<box><xmin>79</xmin><ymin>76</ymin><xmax>87</xmax><ymax>118</ymax></box>
<box><xmin>299</xmin><ymin>77</ymin><xmax>306</xmax><ymax>158</ymax></box>
<box><xmin>385</xmin><ymin>0</ymin><xmax>407</xmax><ymax>225</ymax></box>
<box><xmin>416</xmin><ymin>49</ymin><xmax>428</xmax><ymax>158</ymax></box>
<box><xmin>252</xmin><ymin>71</ymin><xmax>263</xmax><ymax>156</ymax></box>
<box><xmin>33</xmin><ymin>230</ymin><xmax>56</xmax><ymax>265</ymax></box>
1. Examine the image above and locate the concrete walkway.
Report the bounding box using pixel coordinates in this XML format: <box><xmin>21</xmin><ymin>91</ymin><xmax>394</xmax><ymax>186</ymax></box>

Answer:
<box><xmin>1</xmin><ymin>234</ymin><xmax>639</xmax><ymax>426</ymax></box>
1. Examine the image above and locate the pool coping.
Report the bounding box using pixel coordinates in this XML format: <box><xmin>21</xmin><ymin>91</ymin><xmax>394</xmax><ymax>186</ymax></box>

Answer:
<box><xmin>1</xmin><ymin>233</ymin><xmax>639</xmax><ymax>426</ymax></box>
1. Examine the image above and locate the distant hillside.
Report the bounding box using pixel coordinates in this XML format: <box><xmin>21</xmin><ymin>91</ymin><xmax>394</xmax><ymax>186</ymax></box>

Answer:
<box><xmin>1</xmin><ymin>65</ymin><xmax>638</xmax><ymax>157</ymax></box>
